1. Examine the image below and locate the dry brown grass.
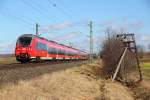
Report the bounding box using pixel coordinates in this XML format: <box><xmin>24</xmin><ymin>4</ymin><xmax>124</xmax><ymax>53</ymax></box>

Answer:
<box><xmin>104</xmin><ymin>81</ymin><xmax>134</xmax><ymax>100</ymax></box>
<box><xmin>0</xmin><ymin>57</ymin><xmax>17</xmax><ymax>64</ymax></box>
<box><xmin>0</xmin><ymin>61</ymin><xmax>136</xmax><ymax>100</ymax></box>
<box><xmin>0</xmin><ymin>74</ymin><xmax>101</xmax><ymax>100</ymax></box>
<box><xmin>0</xmin><ymin>63</ymin><xmax>103</xmax><ymax>100</ymax></box>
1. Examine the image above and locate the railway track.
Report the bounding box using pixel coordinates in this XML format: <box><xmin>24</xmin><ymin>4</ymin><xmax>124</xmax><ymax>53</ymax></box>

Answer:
<box><xmin>0</xmin><ymin>60</ymin><xmax>88</xmax><ymax>70</ymax></box>
<box><xmin>0</xmin><ymin>60</ymin><xmax>88</xmax><ymax>86</ymax></box>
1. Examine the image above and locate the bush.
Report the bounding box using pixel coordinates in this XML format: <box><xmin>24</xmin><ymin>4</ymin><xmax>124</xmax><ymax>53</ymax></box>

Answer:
<box><xmin>101</xmin><ymin>35</ymin><xmax>124</xmax><ymax>78</ymax></box>
<box><xmin>100</xmin><ymin>34</ymin><xmax>141</xmax><ymax>82</ymax></box>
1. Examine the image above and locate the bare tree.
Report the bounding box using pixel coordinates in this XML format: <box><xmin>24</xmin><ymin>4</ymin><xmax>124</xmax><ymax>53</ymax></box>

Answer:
<box><xmin>100</xmin><ymin>33</ymin><xmax>124</xmax><ymax>78</ymax></box>
<box><xmin>100</xmin><ymin>32</ymin><xmax>142</xmax><ymax>82</ymax></box>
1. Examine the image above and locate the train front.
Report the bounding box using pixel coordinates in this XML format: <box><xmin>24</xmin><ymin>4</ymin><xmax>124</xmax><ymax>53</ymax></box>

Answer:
<box><xmin>15</xmin><ymin>34</ymin><xmax>34</xmax><ymax>63</ymax></box>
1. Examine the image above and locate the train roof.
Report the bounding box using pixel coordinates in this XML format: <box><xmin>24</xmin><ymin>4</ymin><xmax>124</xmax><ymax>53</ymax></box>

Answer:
<box><xmin>19</xmin><ymin>34</ymin><xmax>87</xmax><ymax>54</ymax></box>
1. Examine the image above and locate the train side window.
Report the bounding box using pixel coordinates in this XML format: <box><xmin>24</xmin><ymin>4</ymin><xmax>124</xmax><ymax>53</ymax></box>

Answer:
<box><xmin>48</xmin><ymin>47</ymin><xmax>57</xmax><ymax>54</ymax></box>
<box><xmin>65</xmin><ymin>50</ymin><xmax>67</xmax><ymax>55</ymax></box>
<box><xmin>63</xmin><ymin>50</ymin><xmax>65</xmax><ymax>55</ymax></box>
<box><xmin>57</xmin><ymin>49</ymin><xmax>60</xmax><ymax>54</ymax></box>
<box><xmin>48</xmin><ymin>48</ymin><xmax>52</xmax><ymax>54</ymax></box>
<box><xmin>72</xmin><ymin>52</ymin><xmax>75</xmax><ymax>56</ymax></box>
<box><xmin>48</xmin><ymin>48</ymin><xmax>51</xmax><ymax>54</ymax></box>
<box><xmin>48</xmin><ymin>48</ymin><xmax>67</xmax><ymax>55</ymax></box>
<box><xmin>36</xmin><ymin>42</ymin><xmax>41</xmax><ymax>50</ymax></box>
<box><xmin>59</xmin><ymin>49</ymin><xmax>65</xmax><ymax>55</ymax></box>
<box><xmin>36</xmin><ymin>42</ymin><xmax>47</xmax><ymax>51</ymax></box>
<box><xmin>53</xmin><ymin>48</ymin><xmax>56</xmax><ymax>54</ymax></box>
<box><xmin>67</xmin><ymin>51</ymin><xmax>70</xmax><ymax>56</ymax></box>
<box><xmin>68</xmin><ymin>51</ymin><xmax>72</xmax><ymax>56</ymax></box>
<box><xmin>60</xmin><ymin>49</ymin><xmax>63</xmax><ymax>54</ymax></box>
<box><xmin>43</xmin><ymin>44</ymin><xmax>47</xmax><ymax>51</ymax></box>
<box><xmin>55</xmin><ymin>48</ymin><xmax>58</xmax><ymax>54</ymax></box>
<box><xmin>58</xmin><ymin>49</ymin><xmax>62</xmax><ymax>55</ymax></box>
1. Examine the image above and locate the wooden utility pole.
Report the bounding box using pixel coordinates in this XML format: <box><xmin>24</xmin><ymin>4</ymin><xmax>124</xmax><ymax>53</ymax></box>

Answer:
<box><xmin>89</xmin><ymin>21</ymin><xmax>93</xmax><ymax>63</ymax></box>
<box><xmin>112</xmin><ymin>47</ymin><xmax>128</xmax><ymax>82</ymax></box>
<box><xmin>36</xmin><ymin>23</ymin><xmax>39</xmax><ymax>36</ymax></box>
<box><xmin>132</xmin><ymin>35</ymin><xmax>143</xmax><ymax>81</ymax></box>
<box><xmin>116</xmin><ymin>33</ymin><xmax>143</xmax><ymax>81</ymax></box>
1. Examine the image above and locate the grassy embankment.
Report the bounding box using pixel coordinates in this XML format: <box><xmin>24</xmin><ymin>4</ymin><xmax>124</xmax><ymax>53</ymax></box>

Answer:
<box><xmin>0</xmin><ymin>60</ymin><xmax>134</xmax><ymax>100</ymax></box>
<box><xmin>0</xmin><ymin>56</ymin><xmax>17</xmax><ymax>64</ymax></box>
<box><xmin>141</xmin><ymin>62</ymin><xmax>150</xmax><ymax>79</ymax></box>
<box><xmin>140</xmin><ymin>53</ymin><xmax>150</xmax><ymax>79</ymax></box>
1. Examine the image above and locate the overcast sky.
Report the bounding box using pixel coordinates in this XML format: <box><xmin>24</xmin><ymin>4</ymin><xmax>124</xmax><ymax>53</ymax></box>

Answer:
<box><xmin>0</xmin><ymin>0</ymin><xmax>150</xmax><ymax>54</ymax></box>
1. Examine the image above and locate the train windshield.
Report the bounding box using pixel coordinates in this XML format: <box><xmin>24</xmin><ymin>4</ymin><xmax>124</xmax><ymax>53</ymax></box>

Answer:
<box><xmin>18</xmin><ymin>37</ymin><xmax>32</xmax><ymax>46</ymax></box>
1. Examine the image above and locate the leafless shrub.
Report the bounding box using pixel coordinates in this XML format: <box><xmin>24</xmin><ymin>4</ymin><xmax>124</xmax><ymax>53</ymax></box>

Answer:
<box><xmin>101</xmin><ymin>34</ymin><xmax>124</xmax><ymax>78</ymax></box>
<box><xmin>120</xmin><ymin>49</ymin><xmax>140</xmax><ymax>82</ymax></box>
<box><xmin>100</xmin><ymin>33</ymin><xmax>140</xmax><ymax>82</ymax></box>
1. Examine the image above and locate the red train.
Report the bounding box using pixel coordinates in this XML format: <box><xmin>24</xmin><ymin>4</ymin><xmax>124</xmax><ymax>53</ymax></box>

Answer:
<box><xmin>15</xmin><ymin>34</ymin><xmax>87</xmax><ymax>63</ymax></box>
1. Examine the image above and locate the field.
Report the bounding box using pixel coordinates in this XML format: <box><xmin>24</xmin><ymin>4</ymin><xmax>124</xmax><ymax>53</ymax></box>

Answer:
<box><xmin>0</xmin><ymin>56</ymin><xmax>17</xmax><ymax>64</ymax></box>
<box><xmin>0</xmin><ymin>53</ymin><xmax>149</xmax><ymax>100</ymax></box>
<box><xmin>140</xmin><ymin>53</ymin><xmax>150</xmax><ymax>79</ymax></box>
<box><xmin>141</xmin><ymin>62</ymin><xmax>150</xmax><ymax>80</ymax></box>
<box><xmin>0</xmin><ymin>61</ymin><xmax>135</xmax><ymax>100</ymax></box>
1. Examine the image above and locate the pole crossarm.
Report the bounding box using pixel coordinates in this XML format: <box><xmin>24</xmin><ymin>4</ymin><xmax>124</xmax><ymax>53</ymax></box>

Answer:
<box><xmin>116</xmin><ymin>33</ymin><xmax>143</xmax><ymax>81</ymax></box>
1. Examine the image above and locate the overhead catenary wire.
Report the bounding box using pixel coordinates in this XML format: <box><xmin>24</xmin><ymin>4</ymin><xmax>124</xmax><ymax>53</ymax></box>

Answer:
<box><xmin>0</xmin><ymin>10</ymin><xmax>34</xmax><ymax>27</ymax></box>
<box><xmin>57</xmin><ymin>0</ymin><xmax>73</xmax><ymax>13</ymax></box>
<box><xmin>32</xmin><ymin>0</ymin><xmax>57</xmax><ymax>23</ymax></box>
<box><xmin>21</xmin><ymin>0</ymin><xmax>53</xmax><ymax>21</ymax></box>
<box><xmin>0</xmin><ymin>13</ymin><xmax>34</xmax><ymax>31</ymax></box>
<box><xmin>3</xmin><ymin>5</ymin><xmax>37</xmax><ymax>24</ymax></box>
<box><xmin>47</xmin><ymin>0</ymin><xmax>72</xmax><ymax>19</ymax></box>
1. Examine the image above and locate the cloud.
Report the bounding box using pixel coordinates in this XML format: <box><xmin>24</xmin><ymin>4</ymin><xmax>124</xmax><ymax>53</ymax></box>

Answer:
<box><xmin>125</xmin><ymin>21</ymin><xmax>144</xmax><ymax>31</ymax></box>
<box><xmin>39</xmin><ymin>20</ymin><xmax>91</xmax><ymax>34</ymax></box>
<box><xmin>99</xmin><ymin>19</ymin><xmax>116</xmax><ymax>27</ymax></box>
<box><xmin>45</xmin><ymin>31</ymin><xmax>83</xmax><ymax>44</ymax></box>
<box><xmin>50</xmin><ymin>22</ymin><xmax>74</xmax><ymax>30</ymax></box>
<box><xmin>98</xmin><ymin>19</ymin><xmax>144</xmax><ymax>34</ymax></box>
<box><xmin>73</xmin><ymin>20</ymin><xmax>90</xmax><ymax>27</ymax></box>
<box><xmin>141</xmin><ymin>35</ymin><xmax>150</xmax><ymax>41</ymax></box>
<box><xmin>72</xmin><ymin>39</ymin><xmax>89</xmax><ymax>52</ymax></box>
<box><xmin>132</xmin><ymin>33</ymin><xmax>150</xmax><ymax>51</ymax></box>
<box><xmin>58</xmin><ymin>32</ymin><xmax>81</xmax><ymax>40</ymax></box>
<box><xmin>110</xmin><ymin>19</ymin><xmax>143</xmax><ymax>32</ymax></box>
<box><xmin>39</xmin><ymin>21</ymin><xmax>74</xmax><ymax>33</ymax></box>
